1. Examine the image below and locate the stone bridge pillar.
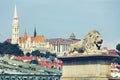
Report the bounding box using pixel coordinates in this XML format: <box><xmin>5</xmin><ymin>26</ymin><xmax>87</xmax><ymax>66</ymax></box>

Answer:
<box><xmin>59</xmin><ymin>55</ymin><xmax>116</xmax><ymax>80</ymax></box>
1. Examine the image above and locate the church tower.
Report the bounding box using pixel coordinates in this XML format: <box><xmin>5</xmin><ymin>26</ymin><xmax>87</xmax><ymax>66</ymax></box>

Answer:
<box><xmin>11</xmin><ymin>5</ymin><xmax>20</xmax><ymax>44</ymax></box>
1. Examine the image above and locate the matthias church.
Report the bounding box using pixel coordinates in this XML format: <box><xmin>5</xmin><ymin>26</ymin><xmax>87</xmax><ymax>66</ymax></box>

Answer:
<box><xmin>9</xmin><ymin>5</ymin><xmax>80</xmax><ymax>54</ymax></box>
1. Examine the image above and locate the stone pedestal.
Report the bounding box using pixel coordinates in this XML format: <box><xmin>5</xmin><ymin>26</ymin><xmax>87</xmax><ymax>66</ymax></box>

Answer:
<box><xmin>59</xmin><ymin>55</ymin><xmax>116</xmax><ymax>80</ymax></box>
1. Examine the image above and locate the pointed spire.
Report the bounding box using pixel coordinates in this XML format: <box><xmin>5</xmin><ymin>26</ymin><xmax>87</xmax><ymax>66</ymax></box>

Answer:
<box><xmin>14</xmin><ymin>5</ymin><xmax>18</xmax><ymax>18</ymax></box>
<box><xmin>11</xmin><ymin>4</ymin><xmax>19</xmax><ymax>44</ymax></box>
<box><xmin>24</xmin><ymin>29</ymin><xmax>27</xmax><ymax>38</ymax></box>
<box><xmin>34</xmin><ymin>27</ymin><xmax>37</xmax><ymax>37</ymax></box>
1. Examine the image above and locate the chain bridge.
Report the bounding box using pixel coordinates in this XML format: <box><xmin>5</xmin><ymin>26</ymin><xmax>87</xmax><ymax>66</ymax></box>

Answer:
<box><xmin>0</xmin><ymin>57</ymin><xmax>62</xmax><ymax>80</ymax></box>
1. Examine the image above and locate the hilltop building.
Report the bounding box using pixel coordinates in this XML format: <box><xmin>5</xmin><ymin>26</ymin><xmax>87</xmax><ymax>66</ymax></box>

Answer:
<box><xmin>47</xmin><ymin>33</ymin><xmax>80</xmax><ymax>54</ymax></box>
<box><xmin>19</xmin><ymin>29</ymin><xmax>50</xmax><ymax>54</ymax></box>
<box><xmin>11</xmin><ymin>5</ymin><xmax>50</xmax><ymax>54</ymax></box>
<box><xmin>6</xmin><ymin>5</ymin><xmax>80</xmax><ymax>55</ymax></box>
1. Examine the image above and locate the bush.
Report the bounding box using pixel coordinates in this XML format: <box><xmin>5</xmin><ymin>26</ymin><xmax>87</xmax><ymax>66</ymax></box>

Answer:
<box><xmin>30</xmin><ymin>59</ymin><xmax>38</xmax><ymax>65</ymax></box>
<box><xmin>112</xmin><ymin>57</ymin><xmax>120</xmax><ymax>64</ymax></box>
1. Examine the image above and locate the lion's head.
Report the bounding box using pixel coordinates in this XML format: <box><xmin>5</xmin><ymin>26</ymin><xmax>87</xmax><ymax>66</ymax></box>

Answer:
<box><xmin>83</xmin><ymin>30</ymin><xmax>103</xmax><ymax>52</ymax></box>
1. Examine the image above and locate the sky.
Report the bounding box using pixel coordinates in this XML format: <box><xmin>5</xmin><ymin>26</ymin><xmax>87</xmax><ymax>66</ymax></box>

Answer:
<box><xmin>0</xmin><ymin>0</ymin><xmax>120</xmax><ymax>49</ymax></box>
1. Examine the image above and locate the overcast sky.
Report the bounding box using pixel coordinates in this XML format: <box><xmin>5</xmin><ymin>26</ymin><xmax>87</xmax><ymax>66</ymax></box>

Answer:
<box><xmin>0</xmin><ymin>0</ymin><xmax>120</xmax><ymax>49</ymax></box>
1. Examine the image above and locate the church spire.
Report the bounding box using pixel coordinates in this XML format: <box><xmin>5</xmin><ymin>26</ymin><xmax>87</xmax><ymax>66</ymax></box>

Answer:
<box><xmin>24</xmin><ymin>29</ymin><xmax>27</xmax><ymax>38</ymax></box>
<box><xmin>11</xmin><ymin>5</ymin><xmax>19</xmax><ymax>44</ymax></box>
<box><xmin>34</xmin><ymin>27</ymin><xmax>37</xmax><ymax>37</ymax></box>
<box><xmin>14</xmin><ymin>5</ymin><xmax>18</xmax><ymax>18</ymax></box>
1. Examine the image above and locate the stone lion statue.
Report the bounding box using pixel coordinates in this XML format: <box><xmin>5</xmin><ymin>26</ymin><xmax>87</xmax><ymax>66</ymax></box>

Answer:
<box><xmin>69</xmin><ymin>30</ymin><xmax>108</xmax><ymax>54</ymax></box>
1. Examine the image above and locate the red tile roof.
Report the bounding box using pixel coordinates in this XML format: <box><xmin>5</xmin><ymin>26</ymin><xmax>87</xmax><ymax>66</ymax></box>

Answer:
<box><xmin>19</xmin><ymin>35</ymin><xmax>46</xmax><ymax>43</ymax></box>
<box><xmin>47</xmin><ymin>38</ymin><xmax>80</xmax><ymax>44</ymax></box>
<box><xmin>108</xmin><ymin>49</ymin><xmax>119</xmax><ymax>56</ymax></box>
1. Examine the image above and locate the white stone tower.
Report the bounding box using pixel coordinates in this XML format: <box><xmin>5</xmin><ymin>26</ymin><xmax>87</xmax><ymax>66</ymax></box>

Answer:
<box><xmin>11</xmin><ymin>5</ymin><xmax>19</xmax><ymax>44</ymax></box>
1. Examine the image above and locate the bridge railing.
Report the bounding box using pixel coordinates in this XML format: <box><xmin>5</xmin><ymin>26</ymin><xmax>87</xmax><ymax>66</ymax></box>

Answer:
<box><xmin>0</xmin><ymin>74</ymin><xmax>61</xmax><ymax>80</ymax></box>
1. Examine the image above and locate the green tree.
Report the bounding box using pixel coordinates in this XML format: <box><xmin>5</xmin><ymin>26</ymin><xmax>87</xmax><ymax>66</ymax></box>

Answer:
<box><xmin>31</xmin><ymin>50</ymin><xmax>40</xmax><ymax>56</ymax></box>
<box><xmin>30</xmin><ymin>59</ymin><xmax>38</xmax><ymax>65</ymax></box>
<box><xmin>0</xmin><ymin>42</ymin><xmax>24</xmax><ymax>56</ymax></box>
<box><xmin>112</xmin><ymin>57</ymin><xmax>120</xmax><ymax>64</ymax></box>
<box><xmin>0</xmin><ymin>43</ymin><xmax>4</xmax><ymax>55</ymax></box>
<box><xmin>45</xmin><ymin>51</ymin><xmax>50</xmax><ymax>58</ymax></box>
<box><xmin>39</xmin><ymin>52</ymin><xmax>45</xmax><ymax>57</ymax></box>
<box><xmin>26</xmin><ymin>52</ymin><xmax>31</xmax><ymax>56</ymax></box>
<box><xmin>116</xmin><ymin>43</ymin><xmax>120</xmax><ymax>51</ymax></box>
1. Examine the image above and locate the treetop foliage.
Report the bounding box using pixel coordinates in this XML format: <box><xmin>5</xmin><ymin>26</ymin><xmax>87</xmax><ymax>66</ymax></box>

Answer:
<box><xmin>116</xmin><ymin>43</ymin><xmax>120</xmax><ymax>51</ymax></box>
<box><xmin>0</xmin><ymin>42</ymin><xmax>24</xmax><ymax>56</ymax></box>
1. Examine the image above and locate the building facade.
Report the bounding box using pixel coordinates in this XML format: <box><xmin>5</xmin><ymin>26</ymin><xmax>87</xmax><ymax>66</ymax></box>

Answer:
<box><xmin>47</xmin><ymin>33</ymin><xmax>80</xmax><ymax>54</ymax></box>
<box><xmin>19</xmin><ymin>31</ymin><xmax>50</xmax><ymax>54</ymax></box>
